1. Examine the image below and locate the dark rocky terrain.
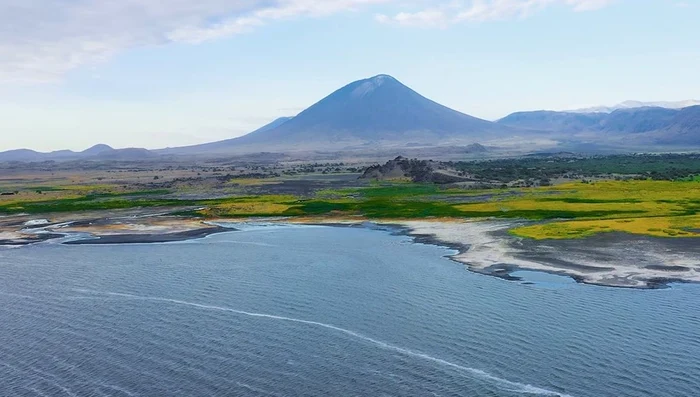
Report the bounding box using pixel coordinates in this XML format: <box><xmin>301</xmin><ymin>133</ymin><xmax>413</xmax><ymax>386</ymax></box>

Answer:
<box><xmin>361</xmin><ymin>156</ymin><xmax>474</xmax><ymax>184</ymax></box>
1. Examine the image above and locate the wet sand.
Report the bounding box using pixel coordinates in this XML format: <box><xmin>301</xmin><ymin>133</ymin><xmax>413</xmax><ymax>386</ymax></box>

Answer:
<box><xmin>63</xmin><ymin>226</ymin><xmax>230</xmax><ymax>245</ymax></box>
<box><xmin>393</xmin><ymin>220</ymin><xmax>700</xmax><ymax>289</ymax></box>
<box><xmin>0</xmin><ymin>208</ymin><xmax>228</xmax><ymax>247</ymax></box>
<box><xmin>0</xmin><ymin>231</ymin><xmax>65</xmax><ymax>246</ymax></box>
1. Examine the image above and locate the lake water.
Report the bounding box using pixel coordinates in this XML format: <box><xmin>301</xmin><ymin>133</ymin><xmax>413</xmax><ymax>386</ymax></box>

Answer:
<box><xmin>1</xmin><ymin>224</ymin><xmax>699</xmax><ymax>397</ymax></box>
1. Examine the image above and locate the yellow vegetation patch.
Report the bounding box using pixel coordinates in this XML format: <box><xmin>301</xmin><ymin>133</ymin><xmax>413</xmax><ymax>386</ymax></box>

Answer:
<box><xmin>455</xmin><ymin>200</ymin><xmax>676</xmax><ymax>216</ymax></box>
<box><xmin>58</xmin><ymin>184</ymin><xmax>117</xmax><ymax>191</ymax></box>
<box><xmin>0</xmin><ymin>192</ymin><xmax>82</xmax><ymax>204</ymax></box>
<box><xmin>541</xmin><ymin>180</ymin><xmax>700</xmax><ymax>204</ymax></box>
<box><xmin>384</xmin><ymin>177</ymin><xmax>413</xmax><ymax>182</ymax></box>
<box><xmin>456</xmin><ymin>180</ymin><xmax>699</xmax><ymax>219</ymax></box>
<box><xmin>511</xmin><ymin>215</ymin><xmax>700</xmax><ymax>239</ymax></box>
<box><xmin>452</xmin><ymin>180</ymin><xmax>700</xmax><ymax>239</ymax></box>
<box><xmin>0</xmin><ymin>183</ymin><xmax>131</xmax><ymax>205</ymax></box>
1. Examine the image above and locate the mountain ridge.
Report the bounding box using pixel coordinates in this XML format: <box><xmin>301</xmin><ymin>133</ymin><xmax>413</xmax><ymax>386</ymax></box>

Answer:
<box><xmin>0</xmin><ymin>144</ymin><xmax>158</xmax><ymax>162</ymax></box>
<box><xmin>570</xmin><ymin>100</ymin><xmax>700</xmax><ymax>113</ymax></box>
<box><xmin>498</xmin><ymin>105</ymin><xmax>700</xmax><ymax>145</ymax></box>
<box><xmin>3</xmin><ymin>75</ymin><xmax>700</xmax><ymax>161</ymax></box>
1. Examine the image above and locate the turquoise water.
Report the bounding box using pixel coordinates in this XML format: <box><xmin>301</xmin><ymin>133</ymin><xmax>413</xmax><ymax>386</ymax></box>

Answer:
<box><xmin>1</xmin><ymin>224</ymin><xmax>699</xmax><ymax>396</ymax></box>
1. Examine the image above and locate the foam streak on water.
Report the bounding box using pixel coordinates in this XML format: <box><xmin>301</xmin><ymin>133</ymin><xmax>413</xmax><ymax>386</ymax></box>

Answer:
<box><xmin>74</xmin><ymin>289</ymin><xmax>572</xmax><ymax>397</ymax></box>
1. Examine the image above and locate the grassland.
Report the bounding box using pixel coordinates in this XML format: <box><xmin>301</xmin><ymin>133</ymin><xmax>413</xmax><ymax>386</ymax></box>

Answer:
<box><xmin>453</xmin><ymin>153</ymin><xmax>700</xmax><ymax>182</ymax></box>
<box><xmin>500</xmin><ymin>181</ymin><xmax>700</xmax><ymax>239</ymax></box>
<box><xmin>2</xmin><ymin>169</ymin><xmax>700</xmax><ymax>241</ymax></box>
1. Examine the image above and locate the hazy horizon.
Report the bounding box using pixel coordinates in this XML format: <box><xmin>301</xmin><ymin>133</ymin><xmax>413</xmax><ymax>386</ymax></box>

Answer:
<box><xmin>1</xmin><ymin>0</ymin><xmax>698</xmax><ymax>152</ymax></box>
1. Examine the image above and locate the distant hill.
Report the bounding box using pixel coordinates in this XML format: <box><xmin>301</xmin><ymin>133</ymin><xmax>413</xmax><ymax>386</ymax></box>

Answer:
<box><xmin>650</xmin><ymin>106</ymin><xmax>700</xmax><ymax>144</ymax></box>
<box><xmin>0</xmin><ymin>149</ymin><xmax>47</xmax><ymax>162</ymax></box>
<box><xmin>82</xmin><ymin>144</ymin><xmax>115</xmax><ymax>156</ymax></box>
<box><xmin>497</xmin><ymin>111</ymin><xmax>606</xmax><ymax>132</ymax></box>
<box><xmin>498</xmin><ymin>106</ymin><xmax>700</xmax><ymax>145</ymax></box>
<box><xmin>95</xmin><ymin>148</ymin><xmax>155</xmax><ymax>160</ymax></box>
<box><xmin>571</xmin><ymin>100</ymin><xmax>700</xmax><ymax>113</ymax></box>
<box><xmin>599</xmin><ymin>107</ymin><xmax>678</xmax><ymax>133</ymax></box>
<box><xmin>0</xmin><ymin>144</ymin><xmax>157</xmax><ymax>163</ymax></box>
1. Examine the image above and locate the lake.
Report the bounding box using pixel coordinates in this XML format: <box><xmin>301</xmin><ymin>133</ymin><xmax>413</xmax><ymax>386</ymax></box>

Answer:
<box><xmin>1</xmin><ymin>224</ymin><xmax>698</xmax><ymax>396</ymax></box>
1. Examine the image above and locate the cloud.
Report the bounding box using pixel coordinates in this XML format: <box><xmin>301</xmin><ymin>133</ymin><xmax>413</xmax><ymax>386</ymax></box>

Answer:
<box><xmin>0</xmin><ymin>0</ymin><xmax>389</xmax><ymax>84</ymax></box>
<box><xmin>169</xmin><ymin>0</ymin><xmax>392</xmax><ymax>43</ymax></box>
<box><xmin>0</xmin><ymin>0</ymin><xmax>619</xmax><ymax>83</ymax></box>
<box><xmin>376</xmin><ymin>9</ymin><xmax>449</xmax><ymax>28</ymax></box>
<box><xmin>376</xmin><ymin>0</ymin><xmax>617</xmax><ymax>27</ymax></box>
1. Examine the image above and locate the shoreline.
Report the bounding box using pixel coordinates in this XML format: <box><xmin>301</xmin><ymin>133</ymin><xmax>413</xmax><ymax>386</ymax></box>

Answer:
<box><xmin>385</xmin><ymin>220</ymin><xmax>700</xmax><ymax>290</ymax></box>
<box><xmin>62</xmin><ymin>226</ymin><xmax>230</xmax><ymax>245</ymax></box>
<box><xmin>3</xmin><ymin>212</ymin><xmax>699</xmax><ymax>289</ymax></box>
<box><xmin>0</xmin><ymin>209</ymin><xmax>230</xmax><ymax>247</ymax></box>
<box><xmin>262</xmin><ymin>216</ymin><xmax>700</xmax><ymax>289</ymax></box>
<box><xmin>287</xmin><ymin>217</ymin><xmax>700</xmax><ymax>289</ymax></box>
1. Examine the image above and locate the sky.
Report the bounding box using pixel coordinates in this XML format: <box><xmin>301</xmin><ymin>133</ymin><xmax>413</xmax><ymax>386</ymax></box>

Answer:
<box><xmin>0</xmin><ymin>0</ymin><xmax>698</xmax><ymax>152</ymax></box>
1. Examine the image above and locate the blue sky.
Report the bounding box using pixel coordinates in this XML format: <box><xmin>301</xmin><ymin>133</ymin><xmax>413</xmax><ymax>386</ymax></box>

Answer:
<box><xmin>0</xmin><ymin>0</ymin><xmax>698</xmax><ymax>151</ymax></box>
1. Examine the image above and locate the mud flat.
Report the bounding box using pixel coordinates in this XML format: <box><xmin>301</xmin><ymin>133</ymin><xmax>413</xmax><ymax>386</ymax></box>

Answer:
<box><xmin>0</xmin><ymin>230</ymin><xmax>64</xmax><ymax>246</ymax></box>
<box><xmin>63</xmin><ymin>226</ymin><xmax>229</xmax><ymax>245</ymax></box>
<box><xmin>395</xmin><ymin>220</ymin><xmax>700</xmax><ymax>289</ymax></box>
<box><xmin>56</xmin><ymin>216</ymin><xmax>230</xmax><ymax>245</ymax></box>
<box><xmin>0</xmin><ymin>209</ymin><xmax>229</xmax><ymax>247</ymax></box>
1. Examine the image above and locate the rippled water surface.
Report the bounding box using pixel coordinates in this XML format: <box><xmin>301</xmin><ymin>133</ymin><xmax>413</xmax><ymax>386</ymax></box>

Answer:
<box><xmin>1</xmin><ymin>225</ymin><xmax>699</xmax><ymax>396</ymax></box>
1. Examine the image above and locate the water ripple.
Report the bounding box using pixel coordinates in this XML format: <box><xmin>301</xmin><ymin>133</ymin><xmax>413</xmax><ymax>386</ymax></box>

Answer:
<box><xmin>73</xmin><ymin>289</ymin><xmax>572</xmax><ymax>397</ymax></box>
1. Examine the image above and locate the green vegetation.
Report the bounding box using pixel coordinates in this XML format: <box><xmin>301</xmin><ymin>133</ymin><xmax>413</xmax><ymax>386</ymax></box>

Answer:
<box><xmin>3</xmin><ymin>153</ymin><xmax>700</xmax><ymax>240</ymax></box>
<box><xmin>451</xmin><ymin>153</ymin><xmax>700</xmax><ymax>182</ymax></box>
<box><xmin>678</xmin><ymin>175</ymin><xmax>700</xmax><ymax>182</ymax></box>
<box><xmin>0</xmin><ymin>193</ymin><xmax>197</xmax><ymax>214</ymax></box>
<box><xmin>4</xmin><ymin>180</ymin><xmax>700</xmax><ymax>240</ymax></box>
<box><xmin>211</xmin><ymin>180</ymin><xmax>700</xmax><ymax>228</ymax></box>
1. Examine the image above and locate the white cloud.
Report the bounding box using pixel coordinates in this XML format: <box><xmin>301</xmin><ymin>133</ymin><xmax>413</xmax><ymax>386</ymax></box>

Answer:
<box><xmin>0</xmin><ymin>0</ymin><xmax>619</xmax><ymax>84</ymax></box>
<box><xmin>0</xmin><ymin>0</ymin><xmax>389</xmax><ymax>84</ymax></box>
<box><xmin>375</xmin><ymin>9</ymin><xmax>449</xmax><ymax>28</ymax></box>
<box><xmin>567</xmin><ymin>0</ymin><xmax>616</xmax><ymax>11</ymax></box>
<box><xmin>169</xmin><ymin>0</ymin><xmax>393</xmax><ymax>43</ymax></box>
<box><xmin>377</xmin><ymin>0</ymin><xmax>617</xmax><ymax>27</ymax></box>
